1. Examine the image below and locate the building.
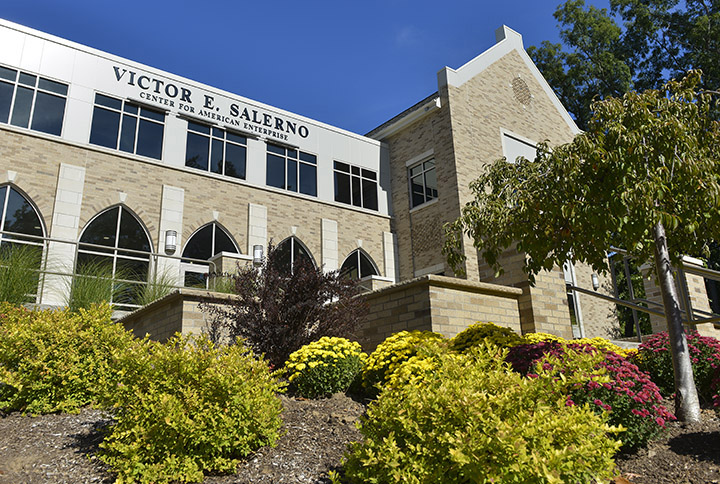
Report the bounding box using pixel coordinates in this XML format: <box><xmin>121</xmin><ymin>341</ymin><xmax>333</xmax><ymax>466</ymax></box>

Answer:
<box><xmin>4</xmin><ymin>18</ymin><xmax>712</xmax><ymax>344</ymax></box>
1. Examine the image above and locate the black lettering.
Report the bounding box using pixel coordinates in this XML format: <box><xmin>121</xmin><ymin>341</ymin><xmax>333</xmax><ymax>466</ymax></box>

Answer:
<box><xmin>165</xmin><ymin>84</ymin><xmax>178</xmax><ymax>98</ymax></box>
<box><xmin>152</xmin><ymin>79</ymin><xmax>164</xmax><ymax>93</ymax></box>
<box><xmin>252</xmin><ymin>110</ymin><xmax>261</xmax><ymax>124</ymax></box>
<box><xmin>299</xmin><ymin>126</ymin><xmax>309</xmax><ymax>138</ymax></box>
<box><xmin>263</xmin><ymin>113</ymin><xmax>272</xmax><ymax>127</ymax></box>
<box><xmin>274</xmin><ymin>118</ymin><xmax>284</xmax><ymax>131</ymax></box>
<box><xmin>240</xmin><ymin>108</ymin><xmax>251</xmax><ymax>121</ymax></box>
<box><xmin>230</xmin><ymin>104</ymin><xmax>239</xmax><ymax>117</ymax></box>
<box><xmin>180</xmin><ymin>88</ymin><xmax>192</xmax><ymax>103</ymax></box>
<box><xmin>113</xmin><ymin>66</ymin><xmax>127</xmax><ymax>82</ymax></box>
<box><xmin>137</xmin><ymin>75</ymin><xmax>150</xmax><ymax>89</ymax></box>
<box><xmin>128</xmin><ymin>71</ymin><xmax>136</xmax><ymax>86</ymax></box>
<box><xmin>286</xmin><ymin>121</ymin><xmax>296</xmax><ymax>135</ymax></box>
<box><xmin>204</xmin><ymin>95</ymin><xmax>214</xmax><ymax>109</ymax></box>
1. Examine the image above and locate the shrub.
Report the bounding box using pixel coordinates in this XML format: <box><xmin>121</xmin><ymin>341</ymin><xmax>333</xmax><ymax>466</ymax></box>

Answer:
<box><xmin>635</xmin><ymin>330</ymin><xmax>720</xmax><ymax>403</ymax></box>
<box><xmin>99</xmin><ymin>334</ymin><xmax>285</xmax><ymax>484</ymax></box>
<box><xmin>449</xmin><ymin>321</ymin><xmax>523</xmax><ymax>352</ymax></box>
<box><xmin>0</xmin><ymin>243</ymin><xmax>42</xmax><ymax>305</ymax></box>
<box><xmin>284</xmin><ymin>337</ymin><xmax>365</xmax><ymax>398</ymax></box>
<box><xmin>202</xmin><ymin>243</ymin><xmax>367</xmax><ymax>368</ymax></box>
<box><xmin>343</xmin><ymin>345</ymin><xmax>621</xmax><ymax>483</ymax></box>
<box><xmin>360</xmin><ymin>330</ymin><xmax>446</xmax><ymax>394</ymax></box>
<box><xmin>0</xmin><ymin>303</ymin><xmax>136</xmax><ymax>414</ymax></box>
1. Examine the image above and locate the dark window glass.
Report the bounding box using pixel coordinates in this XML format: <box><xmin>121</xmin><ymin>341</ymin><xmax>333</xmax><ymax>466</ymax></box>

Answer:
<box><xmin>267</xmin><ymin>143</ymin><xmax>285</xmax><ymax>155</ymax></box>
<box><xmin>299</xmin><ymin>163</ymin><xmax>316</xmax><ymax>196</ymax></box>
<box><xmin>214</xmin><ymin>227</ymin><xmax>237</xmax><ymax>254</ymax></box>
<box><xmin>117</xmin><ymin>209</ymin><xmax>151</xmax><ymax>253</ymax></box>
<box><xmin>123</xmin><ymin>103</ymin><xmax>138</xmax><ymax>115</ymax></box>
<box><xmin>299</xmin><ymin>152</ymin><xmax>316</xmax><ymax>164</ymax></box>
<box><xmin>3</xmin><ymin>187</ymin><xmax>43</xmax><ymax>239</ymax></box>
<box><xmin>184</xmin><ymin>271</ymin><xmax>206</xmax><ymax>288</ymax></box>
<box><xmin>224</xmin><ymin>144</ymin><xmax>246</xmax><ymax>179</ymax></box>
<box><xmin>351</xmin><ymin>166</ymin><xmax>360</xmax><ymax>176</ymax></box>
<box><xmin>409</xmin><ymin>159</ymin><xmax>437</xmax><ymax>208</ymax></box>
<box><xmin>0</xmin><ymin>81</ymin><xmax>14</xmax><ymax>124</ymax></box>
<box><xmin>362</xmin><ymin>178</ymin><xmax>378</xmax><ymax>210</ymax></box>
<box><xmin>38</xmin><ymin>78</ymin><xmax>68</xmax><ymax>96</ymax></box>
<box><xmin>334</xmin><ymin>161</ymin><xmax>350</xmax><ymax>172</ymax></box>
<box><xmin>89</xmin><ymin>107</ymin><xmax>120</xmax><ymax>149</ymax></box>
<box><xmin>30</xmin><ymin>92</ymin><xmax>65</xmax><ymax>135</ymax></box>
<box><xmin>340</xmin><ymin>254</ymin><xmax>359</xmax><ymax>279</ymax></box>
<box><xmin>288</xmin><ymin>149</ymin><xmax>298</xmax><ymax>159</ymax></box>
<box><xmin>361</xmin><ymin>169</ymin><xmax>376</xmax><ymax>180</ymax></box>
<box><xmin>141</xmin><ymin>107</ymin><xmax>164</xmax><ymax>122</ymax></box>
<box><xmin>425</xmin><ymin>168</ymin><xmax>438</xmax><ymax>199</ymax></box>
<box><xmin>188</xmin><ymin>121</ymin><xmax>210</xmax><ymax>134</ymax></box>
<box><xmin>341</xmin><ymin>250</ymin><xmax>378</xmax><ymax>280</ymax></box>
<box><xmin>136</xmin><ymin>119</ymin><xmax>164</xmax><ymax>159</ymax></box>
<box><xmin>95</xmin><ymin>94</ymin><xmax>122</xmax><ymax>110</ymax></box>
<box><xmin>227</xmin><ymin>132</ymin><xmax>245</xmax><ymax>144</ymax></box>
<box><xmin>287</xmin><ymin>159</ymin><xmax>297</xmax><ymax>191</ymax></box>
<box><xmin>211</xmin><ymin>138</ymin><xmax>223</xmax><ymax>174</ymax></box>
<box><xmin>334</xmin><ymin>171</ymin><xmax>351</xmax><ymax>204</ymax></box>
<box><xmin>359</xmin><ymin>251</ymin><xmax>378</xmax><ymax>278</ymax></box>
<box><xmin>351</xmin><ymin>177</ymin><xmax>362</xmax><ymax>207</ymax></box>
<box><xmin>185</xmin><ymin>132</ymin><xmax>209</xmax><ymax>170</ymax></box>
<box><xmin>10</xmin><ymin>86</ymin><xmax>33</xmax><ymax>128</ymax></box>
<box><xmin>267</xmin><ymin>154</ymin><xmax>286</xmax><ymax>189</ymax></box>
<box><xmin>80</xmin><ymin>207</ymin><xmax>119</xmax><ymax>252</ymax></box>
<box><xmin>272</xmin><ymin>239</ymin><xmax>292</xmax><ymax>274</ymax></box>
<box><xmin>182</xmin><ymin>225</ymin><xmax>213</xmax><ymax>261</ymax></box>
<box><xmin>411</xmin><ymin>175</ymin><xmax>425</xmax><ymax>207</ymax></box>
<box><xmin>18</xmin><ymin>73</ymin><xmax>36</xmax><ymax>86</ymax></box>
<box><xmin>119</xmin><ymin>115</ymin><xmax>137</xmax><ymax>153</ymax></box>
<box><xmin>293</xmin><ymin>240</ymin><xmax>313</xmax><ymax>270</ymax></box>
<box><xmin>0</xmin><ymin>67</ymin><xmax>16</xmax><ymax>81</ymax></box>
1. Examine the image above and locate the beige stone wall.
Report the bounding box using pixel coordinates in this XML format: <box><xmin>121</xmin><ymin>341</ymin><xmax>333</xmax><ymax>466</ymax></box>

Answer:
<box><xmin>573</xmin><ymin>262</ymin><xmax>618</xmax><ymax>338</ymax></box>
<box><xmin>0</xmin><ymin>127</ymin><xmax>391</xmax><ymax>276</ymax></box>
<box><xmin>361</xmin><ymin>274</ymin><xmax>522</xmax><ymax>351</ymax></box>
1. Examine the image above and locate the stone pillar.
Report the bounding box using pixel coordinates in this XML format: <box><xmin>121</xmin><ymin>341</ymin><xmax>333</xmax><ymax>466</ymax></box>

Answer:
<box><xmin>156</xmin><ymin>185</ymin><xmax>184</xmax><ymax>286</ymax></box>
<box><xmin>247</xmin><ymin>203</ymin><xmax>267</xmax><ymax>254</ymax></box>
<box><xmin>383</xmin><ymin>231</ymin><xmax>399</xmax><ymax>282</ymax></box>
<box><xmin>321</xmin><ymin>218</ymin><xmax>338</xmax><ymax>272</ymax></box>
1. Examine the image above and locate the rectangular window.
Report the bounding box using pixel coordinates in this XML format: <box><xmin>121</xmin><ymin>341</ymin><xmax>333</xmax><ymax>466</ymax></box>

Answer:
<box><xmin>408</xmin><ymin>158</ymin><xmax>438</xmax><ymax>208</ymax></box>
<box><xmin>266</xmin><ymin>143</ymin><xmax>316</xmax><ymax>196</ymax></box>
<box><xmin>0</xmin><ymin>65</ymin><xmax>68</xmax><ymax>136</ymax></box>
<box><xmin>333</xmin><ymin>161</ymin><xmax>378</xmax><ymax>210</ymax></box>
<box><xmin>184</xmin><ymin>121</ymin><xmax>247</xmax><ymax>179</ymax></box>
<box><xmin>89</xmin><ymin>93</ymin><xmax>165</xmax><ymax>160</ymax></box>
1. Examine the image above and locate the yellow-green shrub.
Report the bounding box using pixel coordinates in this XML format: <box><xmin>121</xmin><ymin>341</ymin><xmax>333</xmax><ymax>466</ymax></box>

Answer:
<box><xmin>0</xmin><ymin>303</ymin><xmax>136</xmax><ymax>414</ymax></box>
<box><xmin>99</xmin><ymin>334</ymin><xmax>284</xmax><ymax>484</ymax></box>
<box><xmin>343</xmin><ymin>344</ymin><xmax>622</xmax><ymax>483</ymax></box>
<box><xmin>360</xmin><ymin>330</ymin><xmax>446</xmax><ymax>394</ymax></box>
<box><xmin>522</xmin><ymin>332</ymin><xmax>636</xmax><ymax>358</ymax></box>
<box><xmin>284</xmin><ymin>337</ymin><xmax>365</xmax><ymax>398</ymax></box>
<box><xmin>449</xmin><ymin>321</ymin><xmax>523</xmax><ymax>352</ymax></box>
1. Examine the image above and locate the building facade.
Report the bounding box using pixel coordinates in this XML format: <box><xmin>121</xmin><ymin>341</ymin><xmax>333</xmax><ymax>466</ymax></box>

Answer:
<box><xmin>1</xmin><ymin>19</ymin><xmax>637</xmax><ymax>340</ymax></box>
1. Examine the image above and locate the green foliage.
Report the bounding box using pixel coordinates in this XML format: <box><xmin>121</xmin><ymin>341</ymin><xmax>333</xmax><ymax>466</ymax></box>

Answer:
<box><xmin>0</xmin><ymin>243</ymin><xmax>42</xmax><ymax>305</ymax></box>
<box><xmin>360</xmin><ymin>330</ymin><xmax>447</xmax><ymax>395</ymax></box>
<box><xmin>343</xmin><ymin>345</ymin><xmax>622</xmax><ymax>483</ymax></box>
<box><xmin>66</xmin><ymin>258</ymin><xmax>129</xmax><ymax>312</ymax></box>
<box><xmin>283</xmin><ymin>336</ymin><xmax>365</xmax><ymax>398</ymax></box>
<box><xmin>0</xmin><ymin>303</ymin><xmax>136</xmax><ymax>414</ymax></box>
<box><xmin>608</xmin><ymin>254</ymin><xmax>652</xmax><ymax>338</ymax></box>
<box><xmin>136</xmin><ymin>267</ymin><xmax>178</xmax><ymax>307</ymax></box>
<box><xmin>449</xmin><ymin>321</ymin><xmax>523</xmax><ymax>352</ymax></box>
<box><xmin>99</xmin><ymin>334</ymin><xmax>285</xmax><ymax>484</ymax></box>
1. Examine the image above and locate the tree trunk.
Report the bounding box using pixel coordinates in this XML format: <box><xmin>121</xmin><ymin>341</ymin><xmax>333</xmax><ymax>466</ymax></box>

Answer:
<box><xmin>652</xmin><ymin>221</ymin><xmax>701</xmax><ymax>422</ymax></box>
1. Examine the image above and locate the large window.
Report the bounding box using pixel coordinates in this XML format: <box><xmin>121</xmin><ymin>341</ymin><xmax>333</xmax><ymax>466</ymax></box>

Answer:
<box><xmin>340</xmin><ymin>249</ymin><xmax>379</xmax><ymax>280</ymax></box>
<box><xmin>185</xmin><ymin>121</ymin><xmax>247</xmax><ymax>180</ymax></box>
<box><xmin>271</xmin><ymin>237</ymin><xmax>315</xmax><ymax>275</ymax></box>
<box><xmin>181</xmin><ymin>223</ymin><xmax>239</xmax><ymax>287</ymax></box>
<box><xmin>266</xmin><ymin>143</ymin><xmax>317</xmax><ymax>196</ymax></box>
<box><xmin>334</xmin><ymin>161</ymin><xmax>378</xmax><ymax>210</ymax></box>
<box><xmin>408</xmin><ymin>158</ymin><xmax>438</xmax><ymax>208</ymax></box>
<box><xmin>0</xmin><ymin>66</ymin><xmax>68</xmax><ymax>136</ymax></box>
<box><xmin>78</xmin><ymin>206</ymin><xmax>152</xmax><ymax>309</ymax></box>
<box><xmin>89</xmin><ymin>94</ymin><xmax>165</xmax><ymax>160</ymax></box>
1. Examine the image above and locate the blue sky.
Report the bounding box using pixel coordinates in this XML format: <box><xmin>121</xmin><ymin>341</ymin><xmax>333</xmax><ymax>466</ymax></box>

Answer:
<box><xmin>3</xmin><ymin>0</ymin><xmax>610</xmax><ymax>134</ymax></box>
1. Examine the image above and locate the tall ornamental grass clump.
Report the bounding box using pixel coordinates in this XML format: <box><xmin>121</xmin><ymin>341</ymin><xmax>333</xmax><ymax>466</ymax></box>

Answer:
<box><xmin>0</xmin><ymin>302</ymin><xmax>136</xmax><ymax>414</ymax></box>
<box><xmin>0</xmin><ymin>243</ymin><xmax>42</xmax><ymax>305</ymax></box>
<box><xmin>66</xmin><ymin>259</ymin><xmax>128</xmax><ymax>312</ymax></box>
<box><xmin>283</xmin><ymin>337</ymin><xmax>365</xmax><ymax>398</ymax></box>
<box><xmin>635</xmin><ymin>330</ymin><xmax>720</xmax><ymax>405</ymax></box>
<box><xmin>99</xmin><ymin>334</ymin><xmax>285</xmax><ymax>484</ymax></box>
<box><xmin>343</xmin><ymin>344</ymin><xmax>621</xmax><ymax>483</ymax></box>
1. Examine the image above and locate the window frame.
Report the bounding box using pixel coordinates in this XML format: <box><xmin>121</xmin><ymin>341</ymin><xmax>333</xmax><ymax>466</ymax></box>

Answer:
<box><xmin>180</xmin><ymin>222</ymin><xmax>240</xmax><ymax>288</ymax></box>
<box><xmin>265</xmin><ymin>143</ymin><xmax>317</xmax><ymax>197</ymax></box>
<box><xmin>0</xmin><ymin>65</ymin><xmax>68</xmax><ymax>136</ymax></box>
<box><xmin>407</xmin><ymin>158</ymin><xmax>438</xmax><ymax>209</ymax></box>
<box><xmin>333</xmin><ymin>161</ymin><xmax>378</xmax><ymax>211</ymax></box>
<box><xmin>340</xmin><ymin>249</ymin><xmax>380</xmax><ymax>280</ymax></box>
<box><xmin>184</xmin><ymin>121</ymin><xmax>247</xmax><ymax>180</ymax></box>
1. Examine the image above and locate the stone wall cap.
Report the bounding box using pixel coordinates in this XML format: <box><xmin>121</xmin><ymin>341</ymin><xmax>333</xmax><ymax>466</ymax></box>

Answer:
<box><xmin>116</xmin><ymin>288</ymin><xmax>238</xmax><ymax>324</ymax></box>
<box><xmin>363</xmin><ymin>274</ymin><xmax>523</xmax><ymax>299</ymax></box>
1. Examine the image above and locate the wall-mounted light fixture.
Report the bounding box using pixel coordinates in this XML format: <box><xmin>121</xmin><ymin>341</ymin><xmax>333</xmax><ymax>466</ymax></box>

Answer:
<box><xmin>591</xmin><ymin>273</ymin><xmax>600</xmax><ymax>291</ymax></box>
<box><xmin>165</xmin><ymin>230</ymin><xmax>177</xmax><ymax>254</ymax></box>
<box><xmin>253</xmin><ymin>244</ymin><xmax>264</xmax><ymax>267</ymax></box>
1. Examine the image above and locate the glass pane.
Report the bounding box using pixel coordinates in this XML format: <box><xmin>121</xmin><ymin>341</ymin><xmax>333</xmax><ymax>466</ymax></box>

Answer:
<box><xmin>293</xmin><ymin>239</ymin><xmax>314</xmax><ymax>270</ymax></box>
<box><xmin>123</xmin><ymin>103</ymin><xmax>138</xmax><ymax>115</ymax></box>
<box><xmin>299</xmin><ymin>152</ymin><xmax>316</xmax><ymax>164</ymax></box>
<box><xmin>299</xmin><ymin>163</ymin><xmax>316</xmax><ymax>196</ymax></box>
<box><xmin>117</xmin><ymin>208</ymin><xmax>151</xmax><ymax>253</ymax></box>
<box><xmin>362</xmin><ymin>178</ymin><xmax>378</xmax><ymax>210</ymax></box>
<box><xmin>38</xmin><ymin>78</ymin><xmax>68</xmax><ymax>96</ymax></box>
<box><xmin>211</xmin><ymin>127</ymin><xmax>224</xmax><ymax>138</ymax></box>
<box><xmin>89</xmin><ymin>107</ymin><xmax>120</xmax><ymax>149</ymax></box>
<box><xmin>267</xmin><ymin>143</ymin><xmax>284</xmax><ymax>155</ymax></box>
<box><xmin>116</xmin><ymin>257</ymin><xmax>148</xmax><ymax>282</ymax></box>
<box><xmin>31</xmin><ymin>91</ymin><xmax>65</xmax><ymax>135</ymax></box>
<box><xmin>287</xmin><ymin>149</ymin><xmax>297</xmax><ymax>159</ymax></box>
<box><xmin>74</xmin><ymin>252</ymin><xmax>115</xmax><ymax>299</ymax></box>
<box><xmin>182</xmin><ymin>224</ymin><xmax>213</xmax><ymax>261</ymax></box>
<box><xmin>136</xmin><ymin>119</ymin><xmax>164</xmax><ymax>159</ymax></box>
<box><xmin>351</xmin><ymin>176</ymin><xmax>362</xmax><ymax>207</ymax></box>
<box><xmin>334</xmin><ymin>161</ymin><xmax>350</xmax><ymax>172</ymax></box>
<box><xmin>185</xmin><ymin>131</ymin><xmax>209</xmax><ymax>170</ymax></box>
<box><xmin>226</xmin><ymin>132</ymin><xmax>245</xmax><ymax>144</ymax></box>
<box><xmin>95</xmin><ymin>93</ymin><xmax>122</xmax><ymax>110</ymax></box>
<box><xmin>424</xmin><ymin>167</ymin><xmax>438</xmax><ymax>199</ymax></box>
<box><xmin>3</xmin><ymin>187</ymin><xmax>44</xmax><ymax>239</ymax></box>
<box><xmin>0</xmin><ymin>66</ymin><xmax>16</xmax><ymax>81</ymax></box>
<box><xmin>340</xmin><ymin>253</ymin><xmax>359</xmax><ymax>279</ymax></box>
<box><xmin>119</xmin><ymin>115</ymin><xmax>137</xmax><ymax>153</ymax></box>
<box><xmin>10</xmin><ymin>86</ymin><xmax>33</xmax><ymax>128</ymax></box>
<box><xmin>411</xmin><ymin>175</ymin><xmax>425</xmax><ymax>207</ymax></box>
<box><xmin>18</xmin><ymin>73</ymin><xmax>36</xmax><ymax>87</ymax></box>
<box><xmin>213</xmin><ymin>226</ymin><xmax>237</xmax><ymax>255</ymax></box>
<box><xmin>140</xmin><ymin>107</ymin><xmax>164</xmax><ymax>122</ymax></box>
<box><xmin>271</xmin><ymin>239</ymin><xmax>292</xmax><ymax>274</ymax></box>
<box><xmin>287</xmin><ymin>159</ymin><xmax>297</xmax><ymax>191</ymax></box>
<box><xmin>351</xmin><ymin>166</ymin><xmax>360</xmax><ymax>176</ymax></box>
<box><xmin>224</xmin><ymin>143</ymin><xmax>246</xmax><ymax>179</ymax></box>
<box><xmin>359</xmin><ymin>252</ymin><xmax>378</xmax><ymax>278</ymax></box>
<box><xmin>0</xmin><ymin>81</ymin><xmax>14</xmax><ymax>124</ymax></box>
<box><xmin>334</xmin><ymin>172</ymin><xmax>351</xmax><ymax>204</ymax></box>
<box><xmin>80</xmin><ymin>207</ymin><xmax>119</xmax><ymax>251</ymax></box>
<box><xmin>211</xmin><ymin>138</ymin><xmax>223</xmax><ymax>174</ymax></box>
<box><xmin>361</xmin><ymin>169</ymin><xmax>376</xmax><ymax>180</ymax></box>
<box><xmin>409</xmin><ymin>164</ymin><xmax>423</xmax><ymax>177</ymax></box>
<box><xmin>188</xmin><ymin>121</ymin><xmax>209</xmax><ymax>134</ymax></box>
<box><xmin>424</xmin><ymin>159</ymin><xmax>435</xmax><ymax>170</ymax></box>
<box><xmin>184</xmin><ymin>270</ymin><xmax>207</xmax><ymax>288</ymax></box>
<box><xmin>266</xmin><ymin>154</ymin><xmax>285</xmax><ymax>189</ymax></box>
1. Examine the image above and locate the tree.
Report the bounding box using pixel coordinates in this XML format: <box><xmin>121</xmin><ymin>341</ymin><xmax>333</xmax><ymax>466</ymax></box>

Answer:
<box><xmin>202</xmin><ymin>243</ymin><xmax>368</xmax><ymax>368</ymax></box>
<box><xmin>443</xmin><ymin>72</ymin><xmax>720</xmax><ymax>422</ymax></box>
<box><xmin>528</xmin><ymin>0</ymin><xmax>720</xmax><ymax>129</ymax></box>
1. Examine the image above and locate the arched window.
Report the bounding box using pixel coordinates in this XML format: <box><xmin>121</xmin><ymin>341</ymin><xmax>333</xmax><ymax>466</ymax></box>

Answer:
<box><xmin>340</xmin><ymin>249</ymin><xmax>379</xmax><ymax>280</ymax></box>
<box><xmin>0</xmin><ymin>185</ymin><xmax>45</xmax><ymax>302</ymax></box>
<box><xmin>181</xmin><ymin>222</ymin><xmax>239</xmax><ymax>287</ymax></box>
<box><xmin>272</xmin><ymin>236</ymin><xmax>315</xmax><ymax>274</ymax></box>
<box><xmin>77</xmin><ymin>206</ymin><xmax>152</xmax><ymax>309</ymax></box>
